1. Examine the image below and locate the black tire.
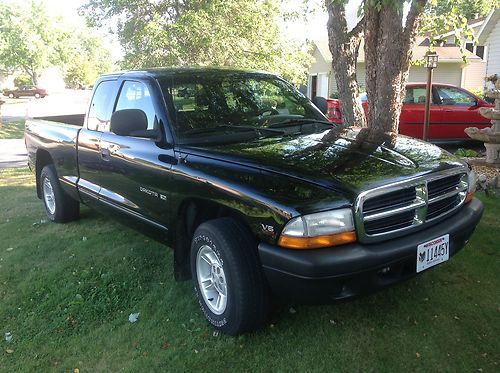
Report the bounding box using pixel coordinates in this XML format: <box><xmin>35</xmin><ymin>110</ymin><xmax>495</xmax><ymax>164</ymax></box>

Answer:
<box><xmin>40</xmin><ymin>164</ymin><xmax>80</xmax><ymax>223</ymax></box>
<box><xmin>190</xmin><ymin>217</ymin><xmax>270</xmax><ymax>335</ymax></box>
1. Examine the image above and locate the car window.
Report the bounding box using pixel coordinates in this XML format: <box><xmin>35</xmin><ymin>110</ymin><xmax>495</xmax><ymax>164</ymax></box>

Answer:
<box><xmin>436</xmin><ymin>86</ymin><xmax>476</xmax><ymax>107</ymax></box>
<box><xmin>87</xmin><ymin>80</ymin><xmax>116</xmax><ymax>131</ymax></box>
<box><xmin>115</xmin><ymin>81</ymin><xmax>156</xmax><ymax>130</ymax></box>
<box><xmin>403</xmin><ymin>86</ymin><xmax>427</xmax><ymax>104</ymax></box>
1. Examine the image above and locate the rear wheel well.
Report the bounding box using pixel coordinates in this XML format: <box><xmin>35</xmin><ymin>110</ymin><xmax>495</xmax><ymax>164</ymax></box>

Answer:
<box><xmin>173</xmin><ymin>199</ymin><xmax>253</xmax><ymax>281</ymax></box>
<box><xmin>35</xmin><ymin>150</ymin><xmax>54</xmax><ymax>199</ymax></box>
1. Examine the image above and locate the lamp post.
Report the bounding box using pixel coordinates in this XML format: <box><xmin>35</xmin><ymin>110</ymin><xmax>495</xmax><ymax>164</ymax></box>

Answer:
<box><xmin>423</xmin><ymin>51</ymin><xmax>439</xmax><ymax>142</ymax></box>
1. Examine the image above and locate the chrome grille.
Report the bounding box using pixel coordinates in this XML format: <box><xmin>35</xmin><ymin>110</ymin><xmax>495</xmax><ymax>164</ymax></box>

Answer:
<box><xmin>355</xmin><ymin>169</ymin><xmax>468</xmax><ymax>242</ymax></box>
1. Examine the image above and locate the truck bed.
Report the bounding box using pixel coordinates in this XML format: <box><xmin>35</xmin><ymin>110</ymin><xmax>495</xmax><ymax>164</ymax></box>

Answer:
<box><xmin>25</xmin><ymin>114</ymin><xmax>85</xmax><ymax>200</ymax></box>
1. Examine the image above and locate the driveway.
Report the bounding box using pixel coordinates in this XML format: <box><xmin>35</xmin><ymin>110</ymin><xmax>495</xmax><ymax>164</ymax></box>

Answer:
<box><xmin>0</xmin><ymin>139</ymin><xmax>27</xmax><ymax>168</ymax></box>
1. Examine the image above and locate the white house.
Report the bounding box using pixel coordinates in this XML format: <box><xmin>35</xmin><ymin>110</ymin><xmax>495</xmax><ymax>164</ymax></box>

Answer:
<box><xmin>307</xmin><ymin>15</ymin><xmax>494</xmax><ymax>99</ymax></box>
<box><xmin>477</xmin><ymin>8</ymin><xmax>500</xmax><ymax>79</ymax></box>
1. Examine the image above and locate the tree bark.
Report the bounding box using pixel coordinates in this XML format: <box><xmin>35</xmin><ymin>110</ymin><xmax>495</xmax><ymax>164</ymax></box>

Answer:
<box><xmin>326</xmin><ymin>1</ymin><xmax>365</xmax><ymax>127</ymax></box>
<box><xmin>364</xmin><ymin>0</ymin><xmax>427</xmax><ymax>133</ymax></box>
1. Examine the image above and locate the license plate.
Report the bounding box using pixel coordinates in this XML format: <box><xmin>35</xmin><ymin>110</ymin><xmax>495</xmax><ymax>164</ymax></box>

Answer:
<box><xmin>416</xmin><ymin>234</ymin><xmax>450</xmax><ymax>273</ymax></box>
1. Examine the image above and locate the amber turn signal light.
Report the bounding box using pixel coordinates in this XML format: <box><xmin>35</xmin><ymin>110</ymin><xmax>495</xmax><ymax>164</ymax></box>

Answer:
<box><xmin>464</xmin><ymin>191</ymin><xmax>474</xmax><ymax>204</ymax></box>
<box><xmin>278</xmin><ymin>231</ymin><xmax>357</xmax><ymax>249</ymax></box>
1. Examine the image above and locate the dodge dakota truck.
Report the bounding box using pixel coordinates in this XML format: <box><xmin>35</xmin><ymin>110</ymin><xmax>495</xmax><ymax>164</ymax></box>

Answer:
<box><xmin>25</xmin><ymin>68</ymin><xmax>484</xmax><ymax>335</ymax></box>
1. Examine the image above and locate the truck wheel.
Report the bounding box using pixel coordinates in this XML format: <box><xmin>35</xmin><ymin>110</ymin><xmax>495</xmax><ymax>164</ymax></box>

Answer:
<box><xmin>34</xmin><ymin>93</ymin><xmax>41</xmax><ymax>99</ymax></box>
<box><xmin>190</xmin><ymin>217</ymin><xmax>269</xmax><ymax>335</ymax></box>
<box><xmin>40</xmin><ymin>165</ymin><xmax>80</xmax><ymax>223</ymax></box>
<box><xmin>8</xmin><ymin>93</ymin><xmax>14</xmax><ymax>98</ymax></box>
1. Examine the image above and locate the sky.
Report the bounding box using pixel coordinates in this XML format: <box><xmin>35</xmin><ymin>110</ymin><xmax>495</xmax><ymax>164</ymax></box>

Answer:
<box><xmin>9</xmin><ymin>0</ymin><xmax>365</xmax><ymax>62</ymax></box>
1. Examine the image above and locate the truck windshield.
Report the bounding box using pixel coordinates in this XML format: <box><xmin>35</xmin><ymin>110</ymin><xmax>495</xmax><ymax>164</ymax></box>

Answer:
<box><xmin>158</xmin><ymin>73</ymin><xmax>328</xmax><ymax>144</ymax></box>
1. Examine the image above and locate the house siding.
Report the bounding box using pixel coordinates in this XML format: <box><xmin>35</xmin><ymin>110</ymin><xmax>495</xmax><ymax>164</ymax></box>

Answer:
<box><xmin>462</xmin><ymin>61</ymin><xmax>487</xmax><ymax>90</ymax></box>
<box><xmin>408</xmin><ymin>64</ymin><xmax>462</xmax><ymax>86</ymax></box>
<box><xmin>309</xmin><ymin>47</ymin><xmax>331</xmax><ymax>75</ymax></box>
<box><xmin>484</xmin><ymin>20</ymin><xmax>500</xmax><ymax>76</ymax></box>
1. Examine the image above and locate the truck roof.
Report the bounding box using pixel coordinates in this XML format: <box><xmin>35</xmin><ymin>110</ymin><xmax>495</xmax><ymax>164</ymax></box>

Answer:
<box><xmin>100</xmin><ymin>66</ymin><xmax>277</xmax><ymax>80</ymax></box>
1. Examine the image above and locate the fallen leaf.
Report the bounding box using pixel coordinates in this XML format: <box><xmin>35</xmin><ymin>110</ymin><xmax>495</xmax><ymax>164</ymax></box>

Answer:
<box><xmin>82</xmin><ymin>237</ymin><xmax>87</xmax><ymax>241</ymax></box>
<box><xmin>161</xmin><ymin>342</ymin><xmax>170</xmax><ymax>350</ymax></box>
<box><xmin>5</xmin><ymin>348</ymin><xmax>14</xmax><ymax>354</ymax></box>
<box><xmin>454</xmin><ymin>316</ymin><xmax>460</xmax><ymax>320</ymax></box>
<box><xmin>194</xmin><ymin>349</ymin><xmax>199</xmax><ymax>354</ymax></box>
<box><xmin>289</xmin><ymin>307</ymin><xmax>297</xmax><ymax>314</ymax></box>
<box><xmin>416</xmin><ymin>352</ymin><xmax>421</xmax><ymax>358</ymax></box>
<box><xmin>329</xmin><ymin>319</ymin><xmax>336</xmax><ymax>325</ymax></box>
<box><xmin>74</xmin><ymin>369</ymin><xmax>80</xmax><ymax>373</ymax></box>
<box><xmin>4</xmin><ymin>332</ymin><xmax>12</xmax><ymax>343</ymax></box>
<box><xmin>128</xmin><ymin>312</ymin><xmax>140</xmax><ymax>323</ymax></box>
<box><xmin>213</xmin><ymin>331</ymin><xmax>219</xmax><ymax>337</ymax></box>
<box><xmin>6</xmin><ymin>248</ymin><xmax>13</xmax><ymax>252</ymax></box>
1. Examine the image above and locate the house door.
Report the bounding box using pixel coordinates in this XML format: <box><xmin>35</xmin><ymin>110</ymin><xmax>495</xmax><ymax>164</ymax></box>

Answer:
<box><xmin>311</xmin><ymin>75</ymin><xmax>317</xmax><ymax>99</ymax></box>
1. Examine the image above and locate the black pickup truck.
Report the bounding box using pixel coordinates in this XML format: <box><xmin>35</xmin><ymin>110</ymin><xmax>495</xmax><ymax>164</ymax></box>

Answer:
<box><xmin>25</xmin><ymin>68</ymin><xmax>484</xmax><ymax>335</ymax></box>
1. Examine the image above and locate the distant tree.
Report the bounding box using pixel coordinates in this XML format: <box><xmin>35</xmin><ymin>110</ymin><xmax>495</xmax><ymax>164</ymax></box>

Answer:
<box><xmin>64</xmin><ymin>32</ymin><xmax>113</xmax><ymax>88</ymax></box>
<box><xmin>0</xmin><ymin>1</ymin><xmax>71</xmax><ymax>85</ymax></box>
<box><xmin>81</xmin><ymin>0</ymin><xmax>312</xmax><ymax>86</ymax></box>
<box><xmin>426</xmin><ymin>0</ymin><xmax>497</xmax><ymax>20</ymax></box>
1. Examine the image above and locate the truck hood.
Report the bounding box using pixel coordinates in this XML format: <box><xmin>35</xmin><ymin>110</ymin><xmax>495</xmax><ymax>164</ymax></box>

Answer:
<box><xmin>181</xmin><ymin>127</ymin><xmax>466</xmax><ymax>194</ymax></box>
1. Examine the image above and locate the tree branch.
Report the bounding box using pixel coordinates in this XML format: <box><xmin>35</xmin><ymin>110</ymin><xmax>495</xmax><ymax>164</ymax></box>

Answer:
<box><xmin>403</xmin><ymin>0</ymin><xmax>427</xmax><ymax>44</ymax></box>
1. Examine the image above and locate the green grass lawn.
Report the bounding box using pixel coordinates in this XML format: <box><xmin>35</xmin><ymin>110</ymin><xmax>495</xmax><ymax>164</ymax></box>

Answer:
<box><xmin>0</xmin><ymin>119</ymin><xmax>25</xmax><ymax>139</ymax></box>
<box><xmin>1</xmin><ymin>167</ymin><xmax>499</xmax><ymax>372</ymax></box>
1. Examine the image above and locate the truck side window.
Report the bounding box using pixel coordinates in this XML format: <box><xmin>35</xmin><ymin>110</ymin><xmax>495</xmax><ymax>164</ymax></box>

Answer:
<box><xmin>87</xmin><ymin>80</ymin><xmax>116</xmax><ymax>131</ymax></box>
<box><xmin>115</xmin><ymin>81</ymin><xmax>156</xmax><ymax>130</ymax></box>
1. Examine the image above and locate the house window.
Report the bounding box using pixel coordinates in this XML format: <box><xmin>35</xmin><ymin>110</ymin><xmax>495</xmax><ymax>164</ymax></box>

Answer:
<box><xmin>465</xmin><ymin>42</ymin><xmax>485</xmax><ymax>59</ymax></box>
<box><xmin>475</xmin><ymin>46</ymin><xmax>485</xmax><ymax>59</ymax></box>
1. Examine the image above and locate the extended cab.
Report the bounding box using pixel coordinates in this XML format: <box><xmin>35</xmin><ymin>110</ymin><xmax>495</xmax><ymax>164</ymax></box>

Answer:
<box><xmin>25</xmin><ymin>68</ymin><xmax>484</xmax><ymax>335</ymax></box>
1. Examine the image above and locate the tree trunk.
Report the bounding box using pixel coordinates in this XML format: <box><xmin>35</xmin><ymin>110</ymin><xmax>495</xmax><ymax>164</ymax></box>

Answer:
<box><xmin>364</xmin><ymin>0</ymin><xmax>427</xmax><ymax>133</ymax></box>
<box><xmin>32</xmin><ymin>70</ymin><xmax>39</xmax><ymax>85</ymax></box>
<box><xmin>24</xmin><ymin>66</ymin><xmax>38</xmax><ymax>85</ymax></box>
<box><xmin>325</xmin><ymin>1</ymin><xmax>365</xmax><ymax>127</ymax></box>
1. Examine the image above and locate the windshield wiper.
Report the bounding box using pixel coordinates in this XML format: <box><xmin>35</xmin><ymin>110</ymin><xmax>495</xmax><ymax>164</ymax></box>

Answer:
<box><xmin>267</xmin><ymin>118</ymin><xmax>333</xmax><ymax>128</ymax></box>
<box><xmin>183</xmin><ymin>124</ymin><xmax>285</xmax><ymax>136</ymax></box>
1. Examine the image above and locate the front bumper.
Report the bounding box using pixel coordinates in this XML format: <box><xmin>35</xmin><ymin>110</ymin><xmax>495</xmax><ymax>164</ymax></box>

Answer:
<box><xmin>258</xmin><ymin>197</ymin><xmax>484</xmax><ymax>302</ymax></box>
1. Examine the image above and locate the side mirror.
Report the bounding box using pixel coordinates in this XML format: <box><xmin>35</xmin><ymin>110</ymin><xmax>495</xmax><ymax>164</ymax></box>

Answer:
<box><xmin>312</xmin><ymin>96</ymin><xmax>328</xmax><ymax>115</ymax></box>
<box><xmin>110</xmin><ymin>109</ymin><xmax>160</xmax><ymax>140</ymax></box>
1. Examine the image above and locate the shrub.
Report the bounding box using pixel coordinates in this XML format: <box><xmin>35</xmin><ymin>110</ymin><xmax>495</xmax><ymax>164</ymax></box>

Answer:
<box><xmin>454</xmin><ymin>148</ymin><xmax>479</xmax><ymax>157</ymax></box>
<box><xmin>14</xmin><ymin>75</ymin><xmax>32</xmax><ymax>87</ymax></box>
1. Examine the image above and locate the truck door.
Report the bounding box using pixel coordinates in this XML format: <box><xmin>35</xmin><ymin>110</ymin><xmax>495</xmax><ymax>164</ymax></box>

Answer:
<box><xmin>77</xmin><ymin>79</ymin><xmax>118</xmax><ymax>205</ymax></box>
<box><xmin>98</xmin><ymin>79</ymin><xmax>176</xmax><ymax>232</ymax></box>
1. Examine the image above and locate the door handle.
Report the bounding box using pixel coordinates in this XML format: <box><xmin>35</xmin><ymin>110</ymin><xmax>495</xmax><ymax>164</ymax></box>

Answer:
<box><xmin>100</xmin><ymin>142</ymin><xmax>110</xmax><ymax>161</ymax></box>
<box><xmin>100</xmin><ymin>147</ymin><xmax>110</xmax><ymax>161</ymax></box>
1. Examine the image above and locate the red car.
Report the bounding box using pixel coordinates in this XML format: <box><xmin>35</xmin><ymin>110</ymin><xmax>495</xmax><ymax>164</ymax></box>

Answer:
<box><xmin>3</xmin><ymin>85</ymin><xmax>48</xmax><ymax>99</ymax></box>
<box><xmin>326</xmin><ymin>83</ymin><xmax>492</xmax><ymax>141</ymax></box>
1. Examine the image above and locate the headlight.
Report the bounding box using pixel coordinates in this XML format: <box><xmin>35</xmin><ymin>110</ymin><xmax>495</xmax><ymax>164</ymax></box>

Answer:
<box><xmin>278</xmin><ymin>209</ymin><xmax>356</xmax><ymax>249</ymax></box>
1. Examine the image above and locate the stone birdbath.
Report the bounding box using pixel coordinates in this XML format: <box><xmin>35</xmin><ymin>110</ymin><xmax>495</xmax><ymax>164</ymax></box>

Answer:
<box><xmin>465</xmin><ymin>77</ymin><xmax>500</xmax><ymax>164</ymax></box>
